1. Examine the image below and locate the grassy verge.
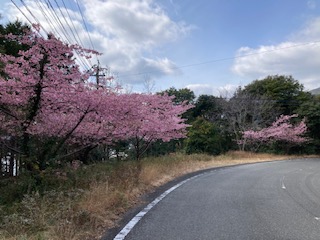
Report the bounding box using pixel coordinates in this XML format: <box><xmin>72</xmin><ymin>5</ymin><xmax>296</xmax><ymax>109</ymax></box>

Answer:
<box><xmin>0</xmin><ymin>151</ymin><xmax>317</xmax><ymax>240</ymax></box>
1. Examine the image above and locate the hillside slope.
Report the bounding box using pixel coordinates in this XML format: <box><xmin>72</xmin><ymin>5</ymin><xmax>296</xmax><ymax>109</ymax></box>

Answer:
<box><xmin>310</xmin><ymin>87</ymin><xmax>320</xmax><ymax>95</ymax></box>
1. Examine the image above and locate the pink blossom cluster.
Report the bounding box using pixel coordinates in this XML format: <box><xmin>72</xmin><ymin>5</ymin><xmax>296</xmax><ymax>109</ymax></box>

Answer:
<box><xmin>241</xmin><ymin>114</ymin><xmax>308</xmax><ymax>145</ymax></box>
<box><xmin>0</xmin><ymin>27</ymin><xmax>191</xmax><ymax>149</ymax></box>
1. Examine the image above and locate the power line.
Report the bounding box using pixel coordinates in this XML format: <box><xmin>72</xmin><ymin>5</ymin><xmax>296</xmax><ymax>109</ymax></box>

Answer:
<box><xmin>118</xmin><ymin>40</ymin><xmax>320</xmax><ymax>78</ymax></box>
<box><xmin>52</xmin><ymin>0</ymin><xmax>92</xmax><ymax>69</ymax></box>
<box><xmin>45</xmin><ymin>0</ymin><xmax>73</xmax><ymax>43</ymax></box>
<box><xmin>12</xmin><ymin>1</ymin><xmax>319</xmax><ymax>81</ymax></box>
<box><xmin>35</xmin><ymin>0</ymin><xmax>62</xmax><ymax>38</ymax></box>
<box><xmin>61</xmin><ymin>0</ymin><xmax>86</xmax><ymax>48</ymax></box>
<box><xmin>75</xmin><ymin>0</ymin><xmax>97</xmax><ymax>59</ymax></box>
<box><xmin>42</xmin><ymin>0</ymin><xmax>91</xmax><ymax>70</ymax></box>
<box><xmin>48</xmin><ymin>0</ymin><xmax>95</xmax><ymax>68</ymax></box>
<box><xmin>10</xmin><ymin>0</ymin><xmax>44</xmax><ymax>37</ymax></box>
<box><xmin>10</xmin><ymin>0</ymin><xmax>93</xmax><ymax>71</ymax></box>
<box><xmin>54</xmin><ymin>0</ymin><xmax>95</xmax><ymax>66</ymax></box>
<box><xmin>54</xmin><ymin>0</ymin><xmax>78</xmax><ymax>44</ymax></box>
<box><xmin>19</xmin><ymin>0</ymin><xmax>49</xmax><ymax>36</ymax></box>
<box><xmin>11</xmin><ymin>0</ymin><xmax>101</xmax><ymax>70</ymax></box>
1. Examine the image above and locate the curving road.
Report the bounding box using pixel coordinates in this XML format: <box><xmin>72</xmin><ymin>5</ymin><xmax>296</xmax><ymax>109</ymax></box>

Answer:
<box><xmin>112</xmin><ymin>159</ymin><xmax>320</xmax><ymax>240</ymax></box>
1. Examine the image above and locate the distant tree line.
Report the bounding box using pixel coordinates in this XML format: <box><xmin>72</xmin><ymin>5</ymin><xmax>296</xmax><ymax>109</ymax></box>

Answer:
<box><xmin>148</xmin><ymin>75</ymin><xmax>319</xmax><ymax>156</ymax></box>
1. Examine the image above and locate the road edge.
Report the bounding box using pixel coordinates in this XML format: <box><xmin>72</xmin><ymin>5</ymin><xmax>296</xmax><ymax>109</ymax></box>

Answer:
<box><xmin>101</xmin><ymin>158</ymin><xmax>309</xmax><ymax>240</ymax></box>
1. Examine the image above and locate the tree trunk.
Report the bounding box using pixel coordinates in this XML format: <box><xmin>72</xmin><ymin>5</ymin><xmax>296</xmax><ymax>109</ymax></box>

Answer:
<box><xmin>8</xmin><ymin>152</ymin><xmax>14</xmax><ymax>176</ymax></box>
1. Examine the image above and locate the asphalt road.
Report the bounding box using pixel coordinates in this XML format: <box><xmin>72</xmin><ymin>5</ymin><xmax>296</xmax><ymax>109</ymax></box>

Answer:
<box><xmin>114</xmin><ymin>159</ymin><xmax>320</xmax><ymax>240</ymax></box>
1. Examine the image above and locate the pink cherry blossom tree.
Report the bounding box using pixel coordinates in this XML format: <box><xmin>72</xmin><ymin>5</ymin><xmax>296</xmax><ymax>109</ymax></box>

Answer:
<box><xmin>240</xmin><ymin>114</ymin><xmax>308</xmax><ymax>152</ymax></box>
<box><xmin>0</xmin><ymin>25</ymin><xmax>103</xmax><ymax>171</ymax></box>
<box><xmin>0</xmin><ymin>25</ymin><xmax>192</xmax><ymax>175</ymax></box>
<box><xmin>111</xmin><ymin>93</ymin><xmax>192</xmax><ymax>160</ymax></box>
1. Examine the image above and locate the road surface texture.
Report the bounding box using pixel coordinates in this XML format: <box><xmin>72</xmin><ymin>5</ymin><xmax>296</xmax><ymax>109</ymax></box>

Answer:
<box><xmin>112</xmin><ymin>159</ymin><xmax>320</xmax><ymax>240</ymax></box>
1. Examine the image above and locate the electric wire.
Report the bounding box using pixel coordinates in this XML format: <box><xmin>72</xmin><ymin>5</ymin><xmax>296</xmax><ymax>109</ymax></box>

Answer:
<box><xmin>12</xmin><ymin>0</ymin><xmax>315</xmax><ymax>80</ymax></box>
<box><xmin>52</xmin><ymin>0</ymin><xmax>92</xmax><ymax>69</ymax></box>
<box><xmin>58</xmin><ymin>0</ymin><xmax>94</xmax><ymax>67</ymax></box>
<box><xmin>54</xmin><ymin>0</ymin><xmax>79</xmax><ymax>45</ymax></box>
<box><xmin>38</xmin><ymin>0</ymin><xmax>65</xmax><ymax>38</ymax></box>
<box><xmin>10</xmin><ymin>0</ymin><xmax>92</xmax><ymax>71</ymax></box>
<box><xmin>34</xmin><ymin>0</ymin><xmax>63</xmax><ymax>39</ymax></box>
<box><xmin>41</xmin><ymin>0</ymin><xmax>75</xmax><ymax>44</ymax></box>
<box><xmin>61</xmin><ymin>0</ymin><xmax>86</xmax><ymax>48</ymax></box>
<box><xmin>44</xmin><ymin>0</ymin><xmax>91</xmax><ymax>70</ymax></box>
<box><xmin>74</xmin><ymin>0</ymin><xmax>97</xmax><ymax>60</ymax></box>
<box><xmin>118</xmin><ymin>40</ymin><xmax>320</xmax><ymax>78</ymax></box>
<box><xmin>45</xmin><ymin>0</ymin><xmax>73</xmax><ymax>44</ymax></box>
<box><xmin>63</xmin><ymin>0</ymin><xmax>94</xmax><ymax>67</ymax></box>
<box><xmin>19</xmin><ymin>0</ymin><xmax>49</xmax><ymax>36</ymax></box>
<box><xmin>10</xmin><ymin>0</ymin><xmax>42</xmax><ymax>36</ymax></box>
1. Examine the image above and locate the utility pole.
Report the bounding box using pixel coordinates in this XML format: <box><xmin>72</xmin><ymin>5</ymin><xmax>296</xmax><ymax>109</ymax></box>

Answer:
<box><xmin>91</xmin><ymin>60</ymin><xmax>105</xmax><ymax>88</ymax></box>
<box><xmin>90</xmin><ymin>61</ymin><xmax>115</xmax><ymax>90</ymax></box>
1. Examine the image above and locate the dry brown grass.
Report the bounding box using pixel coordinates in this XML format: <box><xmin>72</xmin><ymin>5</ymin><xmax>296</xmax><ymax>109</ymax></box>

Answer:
<box><xmin>1</xmin><ymin>151</ymin><xmax>317</xmax><ymax>240</ymax></box>
<box><xmin>139</xmin><ymin>151</ymin><xmax>303</xmax><ymax>188</ymax></box>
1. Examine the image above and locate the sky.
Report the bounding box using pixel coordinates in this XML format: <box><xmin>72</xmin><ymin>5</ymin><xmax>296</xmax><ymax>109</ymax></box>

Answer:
<box><xmin>1</xmin><ymin>0</ymin><xmax>320</xmax><ymax>96</ymax></box>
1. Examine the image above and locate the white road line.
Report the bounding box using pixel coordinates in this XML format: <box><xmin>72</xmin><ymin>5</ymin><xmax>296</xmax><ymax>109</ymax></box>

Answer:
<box><xmin>281</xmin><ymin>176</ymin><xmax>286</xmax><ymax>189</ymax></box>
<box><xmin>113</xmin><ymin>172</ymin><xmax>208</xmax><ymax>240</ymax></box>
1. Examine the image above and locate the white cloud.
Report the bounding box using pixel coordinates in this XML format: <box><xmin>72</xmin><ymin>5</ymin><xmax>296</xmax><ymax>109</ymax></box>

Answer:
<box><xmin>186</xmin><ymin>84</ymin><xmax>215</xmax><ymax>96</ymax></box>
<box><xmin>232</xmin><ymin>17</ymin><xmax>320</xmax><ymax>90</ymax></box>
<box><xmin>3</xmin><ymin>0</ymin><xmax>192</xmax><ymax>84</ymax></box>
<box><xmin>186</xmin><ymin>83</ymin><xmax>238</xmax><ymax>97</ymax></box>
<box><xmin>83</xmin><ymin>0</ymin><xmax>190</xmax><ymax>47</ymax></box>
<box><xmin>216</xmin><ymin>84</ymin><xmax>239</xmax><ymax>98</ymax></box>
<box><xmin>294</xmin><ymin>17</ymin><xmax>320</xmax><ymax>42</ymax></box>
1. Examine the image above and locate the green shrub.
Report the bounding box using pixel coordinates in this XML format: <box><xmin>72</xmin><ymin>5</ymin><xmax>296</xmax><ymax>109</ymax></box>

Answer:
<box><xmin>185</xmin><ymin>118</ymin><xmax>229</xmax><ymax>155</ymax></box>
